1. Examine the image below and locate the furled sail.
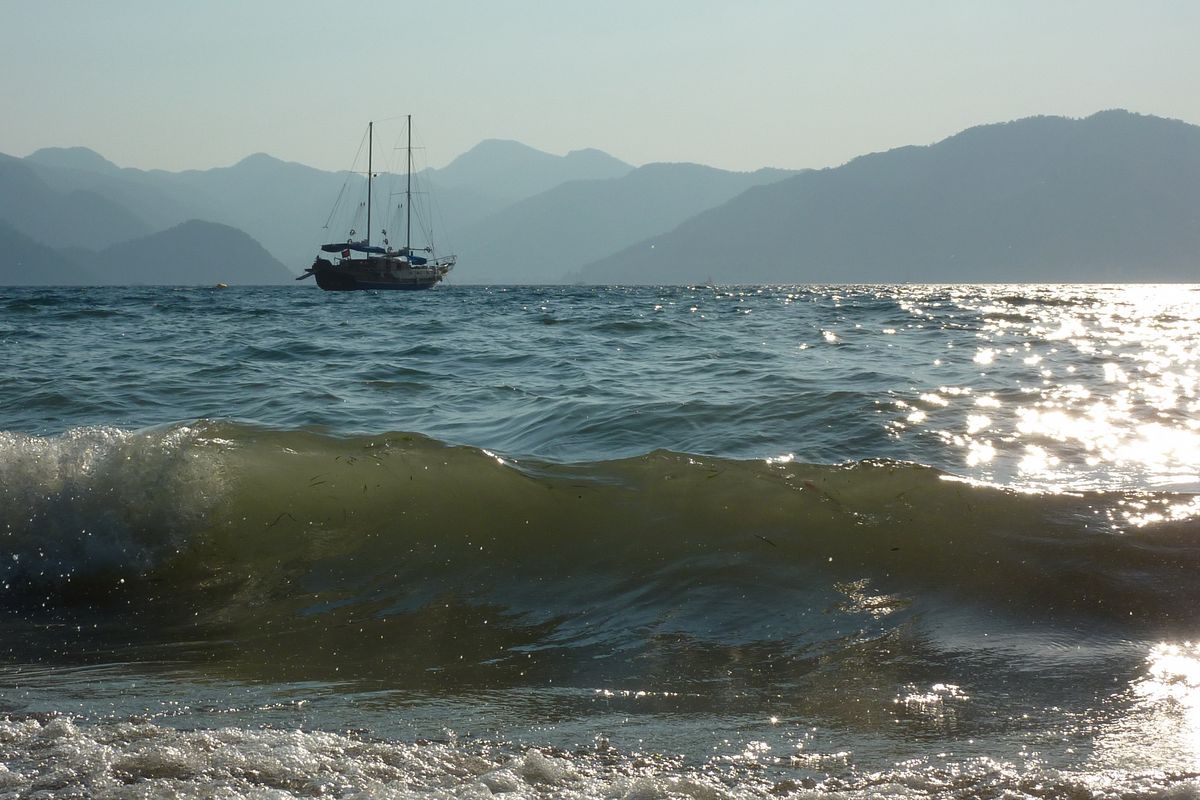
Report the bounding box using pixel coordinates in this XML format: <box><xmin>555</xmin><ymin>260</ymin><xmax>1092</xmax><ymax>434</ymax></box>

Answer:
<box><xmin>320</xmin><ymin>243</ymin><xmax>388</xmax><ymax>255</ymax></box>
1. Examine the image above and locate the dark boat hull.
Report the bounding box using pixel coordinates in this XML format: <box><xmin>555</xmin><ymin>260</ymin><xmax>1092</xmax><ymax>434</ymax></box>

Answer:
<box><xmin>314</xmin><ymin>273</ymin><xmax>439</xmax><ymax>291</ymax></box>
<box><xmin>304</xmin><ymin>257</ymin><xmax>451</xmax><ymax>291</ymax></box>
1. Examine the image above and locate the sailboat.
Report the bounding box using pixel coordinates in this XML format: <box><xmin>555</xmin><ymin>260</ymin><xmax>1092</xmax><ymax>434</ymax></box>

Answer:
<box><xmin>298</xmin><ymin>116</ymin><xmax>455</xmax><ymax>291</ymax></box>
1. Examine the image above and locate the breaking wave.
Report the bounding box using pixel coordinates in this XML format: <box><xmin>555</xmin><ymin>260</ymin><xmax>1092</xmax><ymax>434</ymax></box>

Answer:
<box><xmin>2</xmin><ymin>420</ymin><xmax>1199</xmax><ymax>687</ymax></box>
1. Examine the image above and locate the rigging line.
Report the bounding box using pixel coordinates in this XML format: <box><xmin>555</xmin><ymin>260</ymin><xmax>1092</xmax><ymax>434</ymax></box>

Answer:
<box><xmin>321</xmin><ymin>183</ymin><xmax>349</xmax><ymax>230</ymax></box>
<box><xmin>412</xmin><ymin>202</ymin><xmax>436</xmax><ymax>249</ymax></box>
<box><xmin>350</xmin><ymin>125</ymin><xmax>369</xmax><ymax>173</ymax></box>
<box><xmin>409</xmin><ymin>130</ymin><xmax>451</xmax><ymax>252</ymax></box>
<box><xmin>414</xmin><ymin>154</ymin><xmax>453</xmax><ymax>254</ymax></box>
<box><xmin>321</xmin><ymin>124</ymin><xmax>371</xmax><ymax>233</ymax></box>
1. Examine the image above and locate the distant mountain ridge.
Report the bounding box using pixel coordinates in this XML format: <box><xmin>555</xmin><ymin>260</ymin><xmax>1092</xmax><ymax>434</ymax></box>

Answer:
<box><xmin>26</xmin><ymin>146</ymin><xmax>122</xmax><ymax>174</ymax></box>
<box><xmin>1</xmin><ymin>137</ymin><xmax>643</xmax><ymax>283</ymax></box>
<box><xmin>0</xmin><ymin>219</ymin><xmax>96</xmax><ymax>285</ymax></box>
<box><xmin>4</xmin><ymin>110</ymin><xmax>1200</xmax><ymax>286</ymax></box>
<box><xmin>0</xmin><ymin>155</ymin><xmax>152</xmax><ymax>249</ymax></box>
<box><xmin>581</xmin><ymin>110</ymin><xmax>1200</xmax><ymax>284</ymax></box>
<box><xmin>428</xmin><ymin>139</ymin><xmax>632</xmax><ymax>202</ymax></box>
<box><xmin>454</xmin><ymin>162</ymin><xmax>797</xmax><ymax>283</ymax></box>
<box><xmin>0</xmin><ymin>218</ymin><xmax>290</xmax><ymax>286</ymax></box>
<box><xmin>87</xmin><ymin>220</ymin><xmax>292</xmax><ymax>285</ymax></box>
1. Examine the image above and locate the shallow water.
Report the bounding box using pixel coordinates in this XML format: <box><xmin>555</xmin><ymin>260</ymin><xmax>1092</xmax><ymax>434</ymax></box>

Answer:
<box><xmin>2</xmin><ymin>284</ymin><xmax>1199</xmax><ymax>797</ymax></box>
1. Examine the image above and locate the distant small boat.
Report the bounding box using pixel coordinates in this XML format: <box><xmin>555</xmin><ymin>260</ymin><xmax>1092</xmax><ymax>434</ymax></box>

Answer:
<box><xmin>298</xmin><ymin>116</ymin><xmax>455</xmax><ymax>291</ymax></box>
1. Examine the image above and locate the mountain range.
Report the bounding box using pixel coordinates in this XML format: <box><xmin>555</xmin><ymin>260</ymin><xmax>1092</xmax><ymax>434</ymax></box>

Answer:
<box><xmin>1</xmin><ymin>109</ymin><xmax>1198</xmax><ymax>285</ymax></box>
<box><xmin>581</xmin><ymin>110</ymin><xmax>1200</xmax><ymax>284</ymax></box>
<box><xmin>0</xmin><ymin>217</ymin><xmax>291</xmax><ymax>286</ymax></box>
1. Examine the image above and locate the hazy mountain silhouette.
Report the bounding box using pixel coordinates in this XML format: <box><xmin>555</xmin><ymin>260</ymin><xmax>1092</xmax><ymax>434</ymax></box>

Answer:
<box><xmin>2</xmin><ymin>153</ymin><xmax>298</xmax><ymax>283</ymax></box>
<box><xmin>430</xmin><ymin>140</ymin><xmax>632</xmax><ymax>205</ymax></box>
<box><xmin>0</xmin><ymin>219</ymin><xmax>97</xmax><ymax>285</ymax></box>
<box><xmin>0</xmin><ymin>155</ymin><xmax>153</xmax><ymax>249</ymax></box>
<box><xmin>5</xmin><ymin>140</ymin><xmax>634</xmax><ymax>276</ymax></box>
<box><xmin>580</xmin><ymin>111</ymin><xmax>1200</xmax><ymax>284</ymax></box>
<box><xmin>8</xmin><ymin>111</ymin><xmax>1200</xmax><ymax>287</ymax></box>
<box><xmin>27</xmin><ymin>146</ymin><xmax>123</xmax><ymax>174</ymax></box>
<box><xmin>86</xmin><ymin>220</ymin><xmax>293</xmax><ymax>285</ymax></box>
<box><xmin>19</xmin><ymin>149</ymin><xmax>203</xmax><ymax>235</ymax></box>
<box><xmin>161</xmin><ymin>153</ymin><xmax>356</xmax><ymax>272</ymax></box>
<box><xmin>454</xmin><ymin>163</ymin><xmax>797</xmax><ymax>283</ymax></box>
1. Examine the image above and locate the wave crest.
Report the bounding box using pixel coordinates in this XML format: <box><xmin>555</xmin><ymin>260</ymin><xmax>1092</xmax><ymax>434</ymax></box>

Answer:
<box><xmin>2</xmin><ymin>422</ymin><xmax>1198</xmax><ymax>674</ymax></box>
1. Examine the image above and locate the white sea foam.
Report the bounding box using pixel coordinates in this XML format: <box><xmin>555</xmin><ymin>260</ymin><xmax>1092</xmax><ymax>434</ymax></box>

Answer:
<box><xmin>2</xmin><ymin>715</ymin><xmax>1199</xmax><ymax>799</ymax></box>
<box><xmin>0</xmin><ymin>718</ymin><xmax>754</xmax><ymax>799</ymax></box>
<box><xmin>0</xmin><ymin>425</ymin><xmax>225</xmax><ymax>580</ymax></box>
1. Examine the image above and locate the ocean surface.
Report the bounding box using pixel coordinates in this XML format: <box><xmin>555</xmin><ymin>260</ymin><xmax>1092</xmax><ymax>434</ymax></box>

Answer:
<box><xmin>2</xmin><ymin>283</ymin><xmax>1200</xmax><ymax>798</ymax></box>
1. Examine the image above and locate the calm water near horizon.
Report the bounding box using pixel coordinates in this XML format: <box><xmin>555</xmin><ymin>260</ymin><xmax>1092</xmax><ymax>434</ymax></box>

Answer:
<box><xmin>2</xmin><ymin>283</ymin><xmax>1200</xmax><ymax>798</ymax></box>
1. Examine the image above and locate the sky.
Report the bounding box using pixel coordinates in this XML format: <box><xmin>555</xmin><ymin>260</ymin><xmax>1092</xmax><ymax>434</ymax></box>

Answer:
<box><xmin>3</xmin><ymin>1</ymin><xmax>1199</xmax><ymax>174</ymax></box>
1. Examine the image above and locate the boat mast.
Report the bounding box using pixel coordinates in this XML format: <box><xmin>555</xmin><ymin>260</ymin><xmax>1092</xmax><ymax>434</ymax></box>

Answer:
<box><xmin>405</xmin><ymin>115</ymin><xmax>412</xmax><ymax>255</ymax></box>
<box><xmin>366</xmin><ymin>121</ymin><xmax>373</xmax><ymax>247</ymax></box>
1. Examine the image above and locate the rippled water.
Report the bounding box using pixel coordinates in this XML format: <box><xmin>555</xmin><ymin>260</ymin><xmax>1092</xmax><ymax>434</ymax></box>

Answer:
<box><xmin>2</xmin><ymin>284</ymin><xmax>1199</xmax><ymax>798</ymax></box>
<box><xmin>7</xmin><ymin>284</ymin><xmax>1200</xmax><ymax>485</ymax></box>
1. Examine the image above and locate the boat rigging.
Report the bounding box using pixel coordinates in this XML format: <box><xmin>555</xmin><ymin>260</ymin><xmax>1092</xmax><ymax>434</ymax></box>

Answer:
<box><xmin>298</xmin><ymin>116</ymin><xmax>455</xmax><ymax>291</ymax></box>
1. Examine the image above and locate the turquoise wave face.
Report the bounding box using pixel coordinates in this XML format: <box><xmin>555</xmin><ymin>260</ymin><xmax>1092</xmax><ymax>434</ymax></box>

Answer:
<box><xmin>3</xmin><ymin>421</ymin><xmax>1197</xmax><ymax>696</ymax></box>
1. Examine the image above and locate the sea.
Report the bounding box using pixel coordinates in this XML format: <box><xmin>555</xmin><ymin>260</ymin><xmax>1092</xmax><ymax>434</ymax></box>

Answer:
<box><xmin>2</xmin><ymin>283</ymin><xmax>1199</xmax><ymax>799</ymax></box>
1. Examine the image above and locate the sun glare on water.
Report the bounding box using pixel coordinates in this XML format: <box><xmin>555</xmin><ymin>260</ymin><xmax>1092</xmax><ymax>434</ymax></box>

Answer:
<box><xmin>892</xmin><ymin>286</ymin><xmax>1200</xmax><ymax>494</ymax></box>
<box><xmin>1091</xmin><ymin>642</ymin><xmax>1200</xmax><ymax>775</ymax></box>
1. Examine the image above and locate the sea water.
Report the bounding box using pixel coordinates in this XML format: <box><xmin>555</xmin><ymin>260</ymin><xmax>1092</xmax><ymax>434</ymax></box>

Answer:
<box><xmin>1</xmin><ymin>284</ymin><xmax>1199</xmax><ymax>798</ymax></box>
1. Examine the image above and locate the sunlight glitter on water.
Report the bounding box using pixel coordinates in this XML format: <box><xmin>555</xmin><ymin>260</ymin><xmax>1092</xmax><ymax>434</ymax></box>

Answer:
<box><xmin>1091</xmin><ymin>642</ymin><xmax>1200</xmax><ymax>775</ymax></box>
<box><xmin>892</xmin><ymin>285</ymin><xmax>1200</xmax><ymax>491</ymax></box>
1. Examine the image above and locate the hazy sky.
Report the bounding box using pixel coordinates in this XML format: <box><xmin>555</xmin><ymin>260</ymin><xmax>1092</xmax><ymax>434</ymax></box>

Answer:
<box><xmin>3</xmin><ymin>1</ymin><xmax>1198</xmax><ymax>173</ymax></box>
